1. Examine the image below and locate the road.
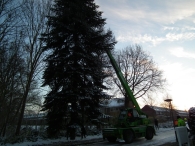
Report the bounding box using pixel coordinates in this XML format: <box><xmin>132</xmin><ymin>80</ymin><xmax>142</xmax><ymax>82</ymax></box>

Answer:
<box><xmin>81</xmin><ymin>128</ymin><xmax>176</xmax><ymax>146</ymax></box>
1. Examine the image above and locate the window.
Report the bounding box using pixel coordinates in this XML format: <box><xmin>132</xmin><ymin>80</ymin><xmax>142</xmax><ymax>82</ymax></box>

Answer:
<box><xmin>133</xmin><ymin>109</ymin><xmax>139</xmax><ymax>117</ymax></box>
<box><xmin>118</xmin><ymin>111</ymin><xmax>127</xmax><ymax>120</ymax></box>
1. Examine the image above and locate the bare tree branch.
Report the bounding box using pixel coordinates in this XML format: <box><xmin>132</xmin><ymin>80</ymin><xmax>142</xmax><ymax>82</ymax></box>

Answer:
<box><xmin>109</xmin><ymin>45</ymin><xmax>166</xmax><ymax>108</ymax></box>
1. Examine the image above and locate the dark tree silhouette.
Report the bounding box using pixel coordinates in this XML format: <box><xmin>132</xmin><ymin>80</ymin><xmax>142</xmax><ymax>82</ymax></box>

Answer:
<box><xmin>41</xmin><ymin>0</ymin><xmax>116</xmax><ymax>137</ymax></box>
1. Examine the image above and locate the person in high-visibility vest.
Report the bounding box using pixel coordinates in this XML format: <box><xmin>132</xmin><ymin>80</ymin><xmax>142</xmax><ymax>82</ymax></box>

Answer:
<box><xmin>177</xmin><ymin>116</ymin><xmax>185</xmax><ymax>126</ymax></box>
<box><xmin>174</xmin><ymin>119</ymin><xmax>178</xmax><ymax>127</ymax></box>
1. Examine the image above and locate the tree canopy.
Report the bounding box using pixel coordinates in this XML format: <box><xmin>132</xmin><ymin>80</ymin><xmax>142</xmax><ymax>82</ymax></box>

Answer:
<box><xmin>109</xmin><ymin>45</ymin><xmax>166</xmax><ymax>108</ymax></box>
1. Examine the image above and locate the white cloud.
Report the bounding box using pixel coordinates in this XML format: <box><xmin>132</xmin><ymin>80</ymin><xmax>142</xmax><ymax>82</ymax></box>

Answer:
<box><xmin>96</xmin><ymin>0</ymin><xmax>195</xmax><ymax>25</ymax></box>
<box><xmin>166</xmin><ymin>33</ymin><xmax>195</xmax><ymax>41</ymax></box>
<box><xmin>163</xmin><ymin>27</ymin><xmax>178</xmax><ymax>31</ymax></box>
<box><xmin>163</xmin><ymin>26</ymin><xmax>195</xmax><ymax>31</ymax></box>
<box><xmin>169</xmin><ymin>47</ymin><xmax>195</xmax><ymax>59</ymax></box>
<box><xmin>117</xmin><ymin>32</ymin><xmax>195</xmax><ymax>46</ymax></box>
<box><xmin>117</xmin><ymin>33</ymin><xmax>165</xmax><ymax>46</ymax></box>
<box><xmin>182</xmin><ymin>26</ymin><xmax>195</xmax><ymax>31</ymax></box>
<box><xmin>95</xmin><ymin>0</ymin><xmax>195</xmax><ymax>46</ymax></box>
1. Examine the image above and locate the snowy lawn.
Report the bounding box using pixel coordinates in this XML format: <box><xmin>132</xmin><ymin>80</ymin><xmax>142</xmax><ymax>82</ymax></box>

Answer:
<box><xmin>2</xmin><ymin>127</ymin><xmax>175</xmax><ymax>146</ymax></box>
<box><xmin>2</xmin><ymin>134</ymin><xmax>102</xmax><ymax>146</ymax></box>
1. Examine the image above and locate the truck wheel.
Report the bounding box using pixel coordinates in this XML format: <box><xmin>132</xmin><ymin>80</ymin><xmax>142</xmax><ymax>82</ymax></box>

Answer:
<box><xmin>123</xmin><ymin>129</ymin><xmax>134</xmax><ymax>143</ymax></box>
<box><xmin>107</xmin><ymin>136</ymin><xmax>117</xmax><ymax>143</ymax></box>
<box><xmin>145</xmin><ymin>126</ymin><xmax>154</xmax><ymax>140</ymax></box>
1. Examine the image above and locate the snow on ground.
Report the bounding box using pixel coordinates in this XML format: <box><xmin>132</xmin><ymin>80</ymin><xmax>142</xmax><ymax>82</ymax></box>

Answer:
<box><xmin>2</xmin><ymin>134</ymin><xmax>102</xmax><ymax>146</ymax></box>
<box><xmin>5</xmin><ymin>135</ymin><xmax>102</xmax><ymax>146</ymax></box>
<box><xmin>118</xmin><ymin>127</ymin><xmax>176</xmax><ymax>146</ymax></box>
<box><xmin>2</xmin><ymin>128</ymin><xmax>175</xmax><ymax>146</ymax></box>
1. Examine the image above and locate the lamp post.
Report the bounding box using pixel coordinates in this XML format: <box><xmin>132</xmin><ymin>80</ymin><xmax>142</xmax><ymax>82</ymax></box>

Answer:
<box><xmin>164</xmin><ymin>98</ymin><xmax>177</xmax><ymax>141</ymax></box>
<box><xmin>164</xmin><ymin>99</ymin><xmax>175</xmax><ymax>128</ymax></box>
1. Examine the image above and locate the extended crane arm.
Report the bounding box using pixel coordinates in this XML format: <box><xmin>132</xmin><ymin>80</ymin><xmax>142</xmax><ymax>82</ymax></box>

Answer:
<box><xmin>106</xmin><ymin>50</ymin><xmax>142</xmax><ymax>114</ymax></box>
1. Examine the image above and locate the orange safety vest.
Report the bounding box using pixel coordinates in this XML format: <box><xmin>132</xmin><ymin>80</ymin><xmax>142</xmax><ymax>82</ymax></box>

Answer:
<box><xmin>174</xmin><ymin>120</ymin><xmax>178</xmax><ymax>126</ymax></box>
<box><xmin>128</xmin><ymin>112</ymin><xmax>132</xmax><ymax>117</ymax></box>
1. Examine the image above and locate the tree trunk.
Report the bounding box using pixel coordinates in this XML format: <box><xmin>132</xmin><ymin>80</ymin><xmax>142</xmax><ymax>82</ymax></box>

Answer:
<box><xmin>15</xmin><ymin>73</ymin><xmax>32</xmax><ymax>136</ymax></box>
<box><xmin>125</xmin><ymin>95</ymin><xmax>134</xmax><ymax>108</ymax></box>
<box><xmin>2</xmin><ymin>79</ymin><xmax>14</xmax><ymax>137</ymax></box>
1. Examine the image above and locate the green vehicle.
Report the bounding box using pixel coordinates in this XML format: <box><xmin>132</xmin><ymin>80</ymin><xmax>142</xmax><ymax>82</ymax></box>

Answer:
<box><xmin>102</xmin><ymin>50</ymin><xmax>155</xmax><ymax>144</ymax></box>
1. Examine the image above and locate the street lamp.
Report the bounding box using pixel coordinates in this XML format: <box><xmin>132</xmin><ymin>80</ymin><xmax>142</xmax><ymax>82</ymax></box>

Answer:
<box><xmin>164</xmin><ymin>99</ymin><xmax>174</xmax><ymax>128</ymax></box>
<box><xmin>164</xmin><ymin>98</ymin><xmax>177</xmax><ymax>141</ymax></box>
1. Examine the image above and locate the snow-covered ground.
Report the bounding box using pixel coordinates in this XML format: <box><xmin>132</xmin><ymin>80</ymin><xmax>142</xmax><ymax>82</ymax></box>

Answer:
<box><xmin>2</xmin><ymin>127</ymin><xmax>176</xmax><ymax>146</ymax></box>
<box><xmin>3</xmin><ymin>135</ymin><xmax>102</xmax><ymax>146</ymax></box>
<box><xmin>128</xmin><ymin>127</ymin><xmax>176</xmax><ymax>146</ymax></box>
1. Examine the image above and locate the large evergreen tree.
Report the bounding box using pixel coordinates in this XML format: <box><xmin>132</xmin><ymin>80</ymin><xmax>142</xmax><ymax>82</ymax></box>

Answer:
<box><xmin>41</xmin><ymin>0</ymin><xmax>116</xmax><ymax>137</ymax></box>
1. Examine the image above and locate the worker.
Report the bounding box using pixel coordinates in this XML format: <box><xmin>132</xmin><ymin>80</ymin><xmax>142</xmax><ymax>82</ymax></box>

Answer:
<box><xmin>177</xmin><ymin>116</ymin><xmax>185</xmax><ymax>126</ymax></box>
<box><xmin>154</xmin><ymin>118</ymin><xmax>159</xmax><ymax>130</ymax></box>
<box><xmin>175</xmin><ymin>116</ymin><xmax>185</xmax><ymax>143</ymax></box>
<box><xmin>188</xmin><ymin>107</ymin><xmax>195</xmax><ymax>143</ymax></box>
<box><xmin>174</xmin><ymin>119</ymin><xmax>178</xmax><ymax>127</ymax></box>
<box><xmin>188</xmin><ymin>107</ymin><xmax>195</xmax><ymax>131</ymax></box>
<box><xmin>81</xmin><ymin>125</ymin><xmax>86</xmax><ymax>139</ymax></box>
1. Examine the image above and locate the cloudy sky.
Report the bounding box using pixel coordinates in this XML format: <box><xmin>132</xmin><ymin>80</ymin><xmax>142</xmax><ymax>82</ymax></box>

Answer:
<box><xmin>95</xmin><ymin>0</ymin><xmax>195</xmax><ymax>110</ymax></box>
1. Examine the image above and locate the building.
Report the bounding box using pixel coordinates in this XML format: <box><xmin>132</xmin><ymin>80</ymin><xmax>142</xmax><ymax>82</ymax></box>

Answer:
<box><xmin>23</xmin><ymin>113</ymin><xmax>46</xmax><ymax>125</ymax></box>
<box><xmin>100</xmin><ymin>98</ymin><xmax>125</xmax><ymax>117</ymax></box>
<box><xmin>142</xmin><ymin>105</ymin><xmax>188</xmax><ymax>122</ymax></box>
<box><xmin>176</xmin><ymin>109</ymin><xmax>188</xmax><ymax>118</ymax></box>
<box><xmin>23</xmin><ymin>101</ymin><xmax>189</xmax><ymax>126</ymax></box>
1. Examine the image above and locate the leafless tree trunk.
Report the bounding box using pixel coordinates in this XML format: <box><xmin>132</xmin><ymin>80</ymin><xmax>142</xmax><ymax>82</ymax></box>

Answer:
<box><xmin>109</xmin><ymin>45</ymin><xmax>166</xmax><ymax>108</ymax></box>
<box><xmin>15</xmin><ymin>0</ymin><xmax>51</xmax><ymax>135</ymax></box>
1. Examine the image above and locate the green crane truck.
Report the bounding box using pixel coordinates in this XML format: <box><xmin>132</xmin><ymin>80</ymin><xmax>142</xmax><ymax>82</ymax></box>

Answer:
<box><xmin>102</xmin><ymin>50</ymin><xmax>155</xmax><ymax>144</ymax></box>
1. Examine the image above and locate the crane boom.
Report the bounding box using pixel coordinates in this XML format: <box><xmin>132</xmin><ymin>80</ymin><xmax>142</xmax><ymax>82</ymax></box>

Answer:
<box><xmin>106</xmin><ymin>50</ymin><xmax>141</xmax><ymax>114</ymax></box>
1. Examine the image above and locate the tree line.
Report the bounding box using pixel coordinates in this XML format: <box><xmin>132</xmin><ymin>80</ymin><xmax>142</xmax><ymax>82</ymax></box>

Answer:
<box><xmin>0</xmin><ymin>0</ymin><xmax>52</xmax><ymax>137</ymax></box>
<box><xmin>0</xmin><ymin>0</ymin><xmax>166</xmax><ymax>139</ymax></box>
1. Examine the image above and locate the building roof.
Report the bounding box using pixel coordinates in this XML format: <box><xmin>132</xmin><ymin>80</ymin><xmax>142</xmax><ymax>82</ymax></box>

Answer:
<box><xmin>142</xmin><ymin>105</ymin><xmax>169</xmax><ymax>112</ymax></box>
<box><xmin>150</xmin><ymin>106</ymin><xmax>168</xmax><ymax>112</ymax></box>
<box><xmin>175</xmin><ymin>109</ymin><xmax>188</xmax><ymax>117</ymax></box>
<box><xmin>101</xmin><ymin>98</ymin><xmax>124</xmax><ymax>107</ymax></box>
<box><xmin>143</xmin><ymin>105</ymin><xmax>188</xmax><ymax>117</ymax></box>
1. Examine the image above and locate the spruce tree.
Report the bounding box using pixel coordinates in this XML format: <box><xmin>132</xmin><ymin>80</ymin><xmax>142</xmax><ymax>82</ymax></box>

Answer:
<box><xmin>41</xmin><ymin>0</ymin><xmax>116</xmax><ymax>137</ymax></box>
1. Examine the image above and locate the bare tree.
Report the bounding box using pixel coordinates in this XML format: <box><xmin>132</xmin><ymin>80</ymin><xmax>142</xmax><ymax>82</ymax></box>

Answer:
<box><xmin>142</xmin><ymin>94</ymin><xmax>158</xmax><ymax>107</ymax></box>
<box><xmin>0</xmin><ymin>0</ymin><xmax>26</xmax><ymax>137</ymax></box>
<box><xmin>0</xmin><ymin>0</ymin><xmax>51</xmax><ymax>136</ymax></box>
<box><xmin>0</xmin><ymin>46</ymin><xmax>25</xmax><ymax>137</ymax></box>
<box><xmin>110</xmin><ymin>45</ymin><xmax>166</xmax><ymax>108</ymax></box>
<box><xmin>0</xmin><ymin>0</ymin><xmax>21</xmax><ymax>46</ymax></box>
<box><xmin>15</xmin><ymin>0</ymin><xmax>51</xmax><ymax>135</ymax></box>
